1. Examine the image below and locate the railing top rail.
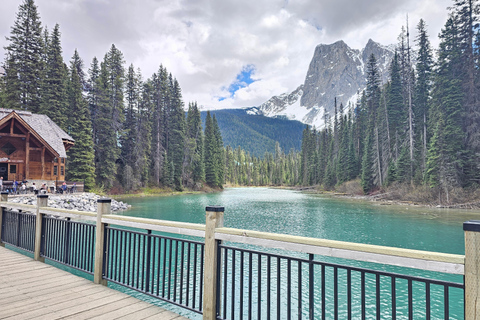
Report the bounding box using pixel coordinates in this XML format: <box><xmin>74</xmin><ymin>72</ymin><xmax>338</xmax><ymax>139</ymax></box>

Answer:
<box><xmin>1</xmin><ymin>201</ymin><xmax>97</xmax><ymax>221</ymax></box>
<box><xmin>0</xmin><ymin>201</ymin><xmax>36</xmax><ymax>212</ymax></box>
<box><xmin>102</xmin><ymin>214</ymin><xmax>206</xmax><ymax>238</ymax></box>
<box><xmin>215</xmin><ymin>227</ymin><xmax>465</xmax><ymax>275</ymax></box>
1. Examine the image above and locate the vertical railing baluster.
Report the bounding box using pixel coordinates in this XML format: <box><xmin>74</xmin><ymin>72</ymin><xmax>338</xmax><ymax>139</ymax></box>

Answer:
<box><xmin>392</xmin><ymin>277</ymin><xmax>396</xmax><ymax>320</ymax></box>
<box><xmin>321</xmin><ymin>265</ymin><xmax>326</xmax><ymax>320</ymax></box>
<box><xmin>277</xmin><ymin>257</ymin><xmax>281</xmax><ymax>320</ymax></box>
<box><xmin>267</xmin><ymin>255</ymin><xmax>271</xmax><ymax>320</ymax></box>
<box><xmin>287</xmin><ymin>258</ymin><xmax>291</xmax><ymax>320</ymax></box>
<box><xmin>444</xmin><ymin>285</ymin><xmax>449</xmax><ymax>319</ymax></box>
<box><xmin>408</xmin><ymin>279</ymin><xmax>413</xmax><ymax>320</ymax></box>
<box><xmin>223</xmin><ymin>247</ymin><xmax>228</xmax><ymax>319</ymax></box>
<box><xmin>16</xmin><ymin>211</ymin><xmax>21</xmax><ymax>247</ymax></box>
<box><xmin>425</xmin><ymin>282</ymin><xmax>431</xmax><ymax>319</ymax></box>
<box><xmin>156</xmin><ymin>237</ymin><xmax>161</xmax><ymax>297</ymax></box>
<box><xmin>248</xmin><ymin>252</ymin><xmax>253</xmax><ymax>320</ymax></box>
<box><xmin>168</xmin><ymin>238</ymin><xmax>173</xmax><ymax>299</ymax></box>
<box><xmin>136</xmin><ymin>233</ymin><xmax>140</xmax><ymax>289</ymax></box>
<box><xmin>180</xmin><ymin>240</ymin><xmax>185</xmax><ymax>304</ymax></box>
<box><xmin>174</xmin><ymin>240</ymin><xmax>179</xmax><ymax>301</ymax></box>
<box><xmin>145</xmin><ymin>230</ymin><xmax>152</xmax><ymax>294</ymax></box>
<box><xmin>361</xmin><ymin>272</ymin><xmax>365</xmax><ymax>320</ymax></box>
<box><xmin>347</xmin><ymin>269</ymin><xmax>352</xmax><ymax>320</ymax></box>
<box><xmin>258</xmin><ymin>254</ymin><xmax>262</xmax><ymax>319</ymax></box>
<box><xmin>334</xmin><ymin>266</ymin><xmax>338</xmax><ymax>320</ymax></box>
<box><xmin>186</xmin><ymin>242</ymin><xmax>191</xmax><ymax>307</ymax></box>
<box><xmin>162</xmin><ymin>238</ymin><xmax>167</xmax><ymax>298</ymax></box>
<box><xmin>240</xmin><ymin>251</ymin><xmax>244</xmax><ymax>320</ymax></box>
<box><xmin>193</xmin><ymin>243</ymin><xmax>198</xmax><ymax>309</ymax></box>
<box><xmin>64</xmin><ymin>218</ymin><xmax>71</xmax><ymax>266</ymax></box>
<box><xmin>232</xmin><ymin>249</ymin><xmax>236</xmax><ymax>320</ymax></box>
<box><xmin>126</xmin><ymin>232</ymin><xmax>131</xmax><ymax>286</ymax></box>
<box><xmin>298</xmin><ymin>260</ymin><xmax>302</xmax><ymax>320</ymax></box>
<box><xmin>309</xmin><ymin>254</ymin><xmax>314</xmax><ymax>320</ymax></box>
<box><xmin>376</xmin><ymin>273</ymin><xmax>380</xmax><ymax>320</ymax></box>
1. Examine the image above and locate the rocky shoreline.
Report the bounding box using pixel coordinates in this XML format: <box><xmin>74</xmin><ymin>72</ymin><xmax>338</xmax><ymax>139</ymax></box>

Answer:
<box><xmin>8</xmin><ymin>193</ymin><xmax>130</xmax><ymax>212</ymax></box>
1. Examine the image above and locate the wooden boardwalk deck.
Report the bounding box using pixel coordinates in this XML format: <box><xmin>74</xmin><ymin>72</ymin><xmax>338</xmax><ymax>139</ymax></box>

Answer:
<box><xmin>0</xmin><ymin>246</ymin><xmax>189</xmax><ymax>320</ymax></box>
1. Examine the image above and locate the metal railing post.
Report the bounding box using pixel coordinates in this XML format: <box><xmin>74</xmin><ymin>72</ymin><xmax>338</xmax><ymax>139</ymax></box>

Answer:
<box><xmin>94</xmin><ymin>198</ymin><xmax>111</xmax><ymax>285</ymax></box>
<box><xmin>34</xmin><ymin>194</ymin><xmax>48</xmax><ymax>261</ymax></box>
<box><xmin>0</xmin><ymin>192</ymin><xmax>8</xmax><ymax>246</ymax></box>
<box><xmin>203</xmin><ymin>205</ymin><xmax>224</xmax><ymax>320</ymax></box>
<box><xmin>464</xmin><ymin>220</ymin><xmax>480</xmax><ymax>319</ymax></box>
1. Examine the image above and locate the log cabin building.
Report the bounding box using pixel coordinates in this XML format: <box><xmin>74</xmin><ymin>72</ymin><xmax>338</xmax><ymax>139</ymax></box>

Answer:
<box><xmin>0</xmin><ymin>109</ymin><xmax>74</xmax><ymax>183</ymax></box>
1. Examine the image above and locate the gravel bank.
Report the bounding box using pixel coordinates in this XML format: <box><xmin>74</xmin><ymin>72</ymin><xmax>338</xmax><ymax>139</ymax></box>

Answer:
<box><xmin>8</xmin><ymin>193</ymin><xmax>130</xmax><ymax>212</ymax></box>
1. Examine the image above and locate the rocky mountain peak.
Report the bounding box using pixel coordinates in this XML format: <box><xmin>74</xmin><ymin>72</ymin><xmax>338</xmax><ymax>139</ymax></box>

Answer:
<box><xmin>251</xmin><ymin>39</ymin><xmax>395</xmax><ymax>129</ymax></box>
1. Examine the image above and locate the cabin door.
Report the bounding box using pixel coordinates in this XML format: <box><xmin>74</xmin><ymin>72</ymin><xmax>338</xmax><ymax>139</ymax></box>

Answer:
<box><xmin>0</xmin><ymin>163</ymin><xmax>7</xmax><ymax>180</ymax></box>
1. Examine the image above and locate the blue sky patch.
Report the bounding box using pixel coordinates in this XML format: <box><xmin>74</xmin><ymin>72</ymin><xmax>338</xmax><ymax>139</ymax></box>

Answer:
<box><xmin>218</xmin><ymin>65</ymin><xmax>257</xmax><ymax>101</ymax></box>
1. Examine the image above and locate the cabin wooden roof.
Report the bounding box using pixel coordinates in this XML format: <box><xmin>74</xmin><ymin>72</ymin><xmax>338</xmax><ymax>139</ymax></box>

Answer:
<box><xmin>0</xmin><ymin>108</ymin><xmax>74</xmax><ymax>158</ymax></box>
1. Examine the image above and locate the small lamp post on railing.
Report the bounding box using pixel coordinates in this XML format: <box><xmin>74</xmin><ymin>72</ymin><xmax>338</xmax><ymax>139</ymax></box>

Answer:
<box><xmin>203</xmin><ymin>205</ymin><xmax>224</xmax><ymax>320</ymax></box>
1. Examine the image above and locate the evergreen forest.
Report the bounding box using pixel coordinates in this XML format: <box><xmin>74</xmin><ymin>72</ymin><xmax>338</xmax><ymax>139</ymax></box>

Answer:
<box><xmin>1</xmin><ymin>0</ymin><xmax>480</xmax><ymax>205</ymax></box>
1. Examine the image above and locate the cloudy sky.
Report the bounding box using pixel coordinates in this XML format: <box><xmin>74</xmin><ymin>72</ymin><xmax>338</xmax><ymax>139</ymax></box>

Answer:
<box><xmin>1</xmin><ymin>0</ymin><xmax>452</xmax><ymax>110</ymax></box>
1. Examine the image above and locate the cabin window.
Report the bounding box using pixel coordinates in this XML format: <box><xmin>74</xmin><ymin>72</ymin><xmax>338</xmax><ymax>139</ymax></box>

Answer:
<box><xmin>1</xmin><ymin>142</ymin><xmax>16</xmax><ymax>156</ymax></box>
<box><xmin>54</xmin><ymin>166</ymin><xmax>58</xmax><ymax>176</ymax></box>
<box><xmin>60</xmin><ymin>166</ymin><xmax>64</xmax><ymax>176</ymax></box>
<box><xmin>54</xmin><ymin>158</ymin><xmax>58</xmax><ymax>163</ymax></box>
<box><xmin>61</xmin><ymin>158</ymin><xmax>64</xmax><ymax>164</ymax></box>
<box><xmin>10</xmin><ymin>165</ymin><xmax>16</xmax><ymax>174</ymax></box>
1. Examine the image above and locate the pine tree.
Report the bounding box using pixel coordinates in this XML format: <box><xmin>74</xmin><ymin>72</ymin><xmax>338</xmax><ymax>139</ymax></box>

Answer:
<box><xmin>93</xmin><ymin>45</ymin><xmax>125</xmax><ymax>189</ymax></box>
<box><xmin>135</xmin><ymin>79</ymin><xmax>153</xmax><ymax>186</ymax></box>
<box><xmin>185</xmin><ymin>102</ymin><xmax>205</xmax><ymax>188</ymax></box>
<box><xmin>88</xmin><ymin>57</ymin><xmax>100</xmax><ymax>145</ymax></box>
<box><xmin>40</xmin><ymin>24</ymin><xmax>68</xmax><ymax>129</ymax></box>
<box><xmin>414</xmin><ymin>19</ymin><xmax>434</xmax><ymax>175</ymax></box>
<box><xmin>166</xmin><ymin>78</ymin><xmax>186</xmax><ymax>191</ymax></box>
<box><xmin>120</xmin><ymin>64</ymin><xmax>140</xmax><ymax>190</ymax></box>
<box><xmin>426</xmin><ymin>15</ymin><xmax>466</xmax><ymax>193</ymax></box>
<box><xmin>4</xmin><ymin>0</ymin><xmax>45</xmax><ymax>111</ymax></box>
<box><xmin>387</xmin><ymin>52</ymin><xmax>406</xmax><ymax>159</ymax></box>
<box><xmin>66</xmin><ymin>51</ymin><xmax>95</xmax><ymax>190</ymax></box>
<box><xmin>204</xmin><ymin>111</ymin><xmax>217</xmax><ymax>187</ymax></box>
<box><xmin>213</xmin><ymin>115</ymin><xmax>225</xmax><ymax>188</ymax></box>
<box><xmin>360</xmin><ymin>54</ymin><xmax>382</xmax><ymax>192</ymax></box>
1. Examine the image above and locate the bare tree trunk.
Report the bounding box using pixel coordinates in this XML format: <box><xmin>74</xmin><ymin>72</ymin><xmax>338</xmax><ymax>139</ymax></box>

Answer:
<box><xmin>375</xmin><ymin>127</ymin><xmax>383</xmax><ymax>186</ymax></box>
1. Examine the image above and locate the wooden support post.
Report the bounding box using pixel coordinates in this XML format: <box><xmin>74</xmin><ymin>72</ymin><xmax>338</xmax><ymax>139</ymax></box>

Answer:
<box><xmin>94</xmin><ymin>198</ymin><xmax>111</xmax><ymax>285</ymax></box>
<box><xmin>203</xmin><ymin>205</ymin><xmax>224</xmax><ymax>320</ymax></box>
<box><xmin>34</xmin><ymin>194</ymin><xmax>48</xmax><ymax>261</ymax></box>
<box><xmin>464</xmin><ymin>220</ymin><xmax>480</xmax><ymax>319</ymax></box>
<box><xmin>0</xmin><ymin>192</ymin><xmax>8</xmax><ymax>247</ymax></box>
<box><xmin>25</xmin><ymin>132</ymin><xmax>30</xmax><ymax>180</ymax></box>
<box><xmin>41</xmin><ymin>146</ymin><xmax>45</xmax><ymax>180</ymax></box>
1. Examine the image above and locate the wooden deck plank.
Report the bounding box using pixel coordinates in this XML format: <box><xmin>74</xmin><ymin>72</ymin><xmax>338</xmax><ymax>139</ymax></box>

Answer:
<box><xmin>61</xmin><ymin>297</ymin><xmax>143</xmax><ymax>319</ymax></box>
<box><xmin>85</xmin><ymin>301</ymin><xmax>165</xmax><ymax>320</ymax></box>
<box><xmin>116</xmin><ymin>305</ymin><xmax>182</xmax><ymax>320</ymax></box>
<box><xmin>0</xmin><ymin>246</ymin><xmax>189</xmax><ymax>320</ymax></box>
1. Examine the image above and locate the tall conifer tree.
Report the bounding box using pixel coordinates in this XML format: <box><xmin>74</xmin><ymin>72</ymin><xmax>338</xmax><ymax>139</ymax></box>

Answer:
<box><xmin>41</xmin><ymin>24</ymin><xmax>68</xmax><ymax>129</ymax></box>
<box><xmin>66</xmin><ymin>51</ymin><xmax>95</xmax><ymax>190</ymax></box>
<box><xmin>4</xmin><ymin>0</ymin><xmax>44</xmax><ymax>111</ymax></box>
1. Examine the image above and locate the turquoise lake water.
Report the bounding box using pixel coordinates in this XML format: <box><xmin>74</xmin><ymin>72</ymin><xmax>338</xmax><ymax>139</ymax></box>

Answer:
<box><xmin>116</xmin><ymin>187</ymin><xmax>478</xmax><ymax>319</ymax></box>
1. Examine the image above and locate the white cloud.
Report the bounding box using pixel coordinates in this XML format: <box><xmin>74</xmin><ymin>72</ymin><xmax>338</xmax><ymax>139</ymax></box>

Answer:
<box><xmin>0</xmin><ymin>0</ymin><xmax>452</xmax><ymax>111</ymax></box>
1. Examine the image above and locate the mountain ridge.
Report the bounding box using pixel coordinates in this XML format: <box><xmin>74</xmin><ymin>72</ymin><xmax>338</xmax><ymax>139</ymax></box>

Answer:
<box><xmin>249</xmin><ymin>39</ymin><xmax>395</xmax><ymax>128</ymax></box>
